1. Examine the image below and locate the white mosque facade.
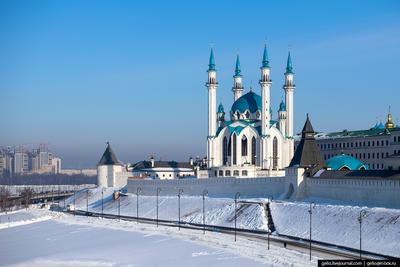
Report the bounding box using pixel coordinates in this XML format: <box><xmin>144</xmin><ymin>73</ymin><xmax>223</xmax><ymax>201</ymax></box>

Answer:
<box><xmin>202</xmin><ymin>46</ymin><xmax>295</xmax><ymax>178</ymax></box>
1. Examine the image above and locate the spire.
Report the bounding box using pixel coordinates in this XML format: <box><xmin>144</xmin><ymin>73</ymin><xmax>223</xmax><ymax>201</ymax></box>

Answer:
<box><xmin>285</xmin><ymin>51</ymin><xmax>293</xmax><ymax>74</ymax></box>
<box><xmin>385</xmin><ymin>105</ymin><xmax>395</xmax><ymax>129</ymax></box>
<box><xmin>302</xmin><ymin>113</ymin><xmax>314</xmax><ymax>133</ymax></box>
<box><xmin>262</xmin><ymin>44</ymin><xmax>269</xmax><ymax>68</ymax></box>
<box><xmin>289</xmin><ymin>114</ymin><xmax>326</xmax><ymax>172</ymax></box>
<box><xmin>98</xmin><ymin>142</ymin><xmax>121</xmax><ymax>166</ymax></box>
<box><xmin>208</xmin><ymin>48</ymin><xmax>216</xmax><ymax>71</ymax></box>
<box><xmin>218</xmin><ymin>103</ymin><xmax>225</xmax><ymax>114</ymax></box>
<box><xmin>234</xmin><ymin>54</ymin><xmax>242</xmax><ymax>76</ymax></box>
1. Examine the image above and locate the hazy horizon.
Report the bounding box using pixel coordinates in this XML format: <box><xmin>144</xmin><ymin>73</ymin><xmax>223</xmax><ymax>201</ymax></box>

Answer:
<box><xmin>1</xmin><ymin>0</ymin><xmax>399</xmax><ymax>168</ymax></box>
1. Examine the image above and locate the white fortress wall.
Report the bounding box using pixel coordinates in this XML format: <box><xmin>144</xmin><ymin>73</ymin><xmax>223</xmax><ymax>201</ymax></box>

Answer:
<box><xmin>304</xmin><ymin>177</ymin><xmax>400</xmax><ymax>208</ymax></box>
<box><xmin>126</xmin><ymin>176</ymin><xmax>286</xmax><ymax>198</ymax></box>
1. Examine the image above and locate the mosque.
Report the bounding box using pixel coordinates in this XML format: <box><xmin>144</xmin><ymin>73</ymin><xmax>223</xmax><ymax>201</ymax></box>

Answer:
<box><xmin>201</xmin><ymin>46</ymin><xmax>295</xmax><ymax>178</ymax></box>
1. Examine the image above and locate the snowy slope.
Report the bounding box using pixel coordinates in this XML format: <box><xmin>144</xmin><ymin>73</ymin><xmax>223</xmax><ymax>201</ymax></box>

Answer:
<box><xmin>66</xmin><ymin>187</ymin><xmax>269</xmax><ymax>231</ymax></box>
<box><xmin>66</xmin><ymin>188</ymin><xmax>400</xmax><ymax>257</ymax></box>
<box><xmin>270</xmin><ymin>201</ymin><xmax>400</xmax><ymax>257</ymax></box>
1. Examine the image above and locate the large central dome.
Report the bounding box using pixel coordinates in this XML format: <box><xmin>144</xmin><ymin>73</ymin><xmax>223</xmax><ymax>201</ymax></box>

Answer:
<box><xmin>231</xmin><ymin>91</ymin><xmax>262</xmax><ymax>114</ymax></box>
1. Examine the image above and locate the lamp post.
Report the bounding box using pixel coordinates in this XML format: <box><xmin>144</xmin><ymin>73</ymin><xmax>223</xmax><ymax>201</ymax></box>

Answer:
<box><xmin>308</xmin><ymin>202</ymin><xmax>316</xmax><ymax>261</ymax></box>
<box><xmin>86</xmin><ymin>189</ymin><xmax>89</xmax><ymax>215</ymax></box>
<box><xmin>178</xmin><ymin>189</ymin><xmax>183</xmax><ymax>230</ymax></box>
<box><xmin>156</xmin><ymin>188</ymin><xmax>162</xmax><ymax>227</ymax></box>
<box><xmin>267</xmin><ymin>195</ymin><xmax>273</xmax><ymax>250</ymax></box>
<box><xmin>234</xmin><ymin>192</ymin><xmax>240</xmax><ymax>242</ymax></box>
<box><xmin>358</xmin><ymin>210</ymin><xmax>367</xmax><ymax>259</ymax></box>
<box><xmin>51</xmin><ymin>186</ymin><xmax>54</xmax><ymax>205</ymax></box>
<box><xmin>202</xmin><ymin>190</ymin><xmax>208</xmax><ymax>234</ymax></box>
<box><xmin>73</xmin><ymin>185</ymin><xmax>76</xmax><ymax>216</ymax></box>
<box><xmin>101</xmin><ymin>188</ymin><xmax>104</xmax><ymax>219</ymax></box>
<box><xmin>118</xmin><ymin>191</ymin><xmax>121</xmax><ymax>222</ymax></box>
<box><xmin>136</xmin><ymin>187</ymin><xmax>141</xmax><ymax>224</ymax></box>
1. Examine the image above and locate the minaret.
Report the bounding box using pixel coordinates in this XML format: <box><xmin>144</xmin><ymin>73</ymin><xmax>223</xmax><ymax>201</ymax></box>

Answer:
<box><xmin>206</xmin><ymin>48</ymin><xmax>218</xmax><ymax>168</ymax></box>
<box><xmin>232</xmin><ymin>55</ymin><xmax>244</xmax><ymax>101</ymax></box>
<box><xmin>259</xmin><ymin>44</ymin><xmax>272</xmax><ymax>169</ymax></box>
<box><xmin>283</xmin><ymin>51</ymin><xmax>296</xmax><ymax>160</ymax></box>
<box><xmin>217</xmin><ymin>103</ymin><xmax>225</xmax><ymax>128</ymax></box>
<box><xmin>278</xmin><ymin>100</ymin><xmax>287</xmax><ymax>134</ymax></box>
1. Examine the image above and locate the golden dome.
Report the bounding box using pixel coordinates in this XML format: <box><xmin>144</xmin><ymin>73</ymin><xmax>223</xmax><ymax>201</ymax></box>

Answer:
<box><xmin>385</xmin><ymin>107</ymin><xmax>395</xmax><ymax>129</ymax></box>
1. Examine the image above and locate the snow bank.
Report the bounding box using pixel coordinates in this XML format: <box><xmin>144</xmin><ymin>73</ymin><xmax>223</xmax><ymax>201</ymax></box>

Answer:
<box><xmin>0</xmin><ymin>209</ymin><xmax>51</xmax><ymax>229</ymax></box>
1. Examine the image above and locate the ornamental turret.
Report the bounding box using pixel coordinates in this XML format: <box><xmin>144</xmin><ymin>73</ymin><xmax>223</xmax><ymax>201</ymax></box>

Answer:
<box><xmin>232</xmin><ymin>55</ymin><xmax>244</xmax><ymax>101</ymax></box>
<box><xmin>217</xmin><ymin>103</ymin><xmax>226</xmax><ymax>128</ymax></box>
<box><xmin>278</xmin><ymin>100</ymin><xmax>287</xmax><ymax>135</ymax></box>
<box><xmin>385</xmin><ymin>106</ymin><xmax>395</xmax><ymax>129</ymax></box>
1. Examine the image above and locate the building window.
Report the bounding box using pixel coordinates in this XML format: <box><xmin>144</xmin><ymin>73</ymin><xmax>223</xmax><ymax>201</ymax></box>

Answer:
<box><xmin>233</xmin><ymin>170</ymin><xmax>239</xmax><ymax>176</ymax></box>
<box><xmin>377</xmin><ymin>153</ymin><xmax>379</xmax><ymax>159</ymax></box>
<box><xmin>242</xmin><ymin>170</ymin><xmax>248</xmax><ymax>176</ymax></box>
<box><xmin>241</xmin><ymin>135</ymin><xmax>248</xmax><ymax>156</ymax></box>
<box><xmin>251</xmin><ymin>137</ymin><xmax>256</xmax><ymax>165</ymax></box>
<box><xmin>225</xmin><ymin>170</ymin><xmax>231</xmax><ymax>176</ymax></box>
<box><xmin>381</xmin><ymin>140</ymin><xmax>384</xmax><ymax>146</ymax></box>
<box><xmin>386</xmin><ymin>140</ymin><xmax>389</xmax><ymax>146</ymax></box>
<box><xmin>273</xmin><ymin>137</ymin><xmax>278</xmax><ymax>169</ymax></box>
<box><xmin>218</xmin><ymin>170</ymin><xmax>223</xmax><ymax>176</ymax></box>
<box><xmin>368</xmin><ymin>141</ymin><xmax>370</xmax><ymax>146</ymax></box>
<box><xmin>368</xmin><ymin>153</ymin><xmax>370</xmax><ymax>159</ymax></box>
<box><xmin>232</xmin><ymin>133</ymin><xmax>237</xmax><ymax>165</ymax></box>
<box><xmin>223</xmin><ymin>137</ymin><xmax>228</xmax><ymax>165</ymax></box>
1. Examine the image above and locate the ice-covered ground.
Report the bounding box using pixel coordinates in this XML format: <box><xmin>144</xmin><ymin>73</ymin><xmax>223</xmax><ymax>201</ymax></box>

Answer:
<box><xmin>0</xmin><ymin>208</ymin><xmax>316</xmax><ymax>267</ymax></box>
<box><xmin>67</xmin><ymin>188</ymin><xmax>400</xmax><ymax>257</ymax></box>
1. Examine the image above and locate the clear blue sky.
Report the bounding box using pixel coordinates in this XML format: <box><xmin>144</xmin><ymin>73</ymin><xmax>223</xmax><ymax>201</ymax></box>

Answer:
<box><xmin>0</xmin><ymin>0</ymin><xmax>399</xmax><ymax>168</ymax></box>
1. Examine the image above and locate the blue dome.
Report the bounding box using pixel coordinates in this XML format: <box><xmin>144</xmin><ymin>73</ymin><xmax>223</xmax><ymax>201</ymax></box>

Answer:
<box><xmin>231</xmin><ymin>91</ymin><xmax>261</xmax><ymax>114</ymax></box>
<box><xmin>326</xmin><ymin>154</ymin><xmax>368</xmax><ymax>171</ymax></box>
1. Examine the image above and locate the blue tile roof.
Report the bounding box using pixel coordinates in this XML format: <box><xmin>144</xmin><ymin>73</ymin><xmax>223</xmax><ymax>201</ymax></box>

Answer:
<box><xmin>326</xmin><ymin>154</ymin><xmax>368</xmax><ymax>171</ymax></box>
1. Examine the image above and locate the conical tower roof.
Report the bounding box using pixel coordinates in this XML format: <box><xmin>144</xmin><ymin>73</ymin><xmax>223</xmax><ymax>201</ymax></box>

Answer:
<box><xmin>208</xmin><ymin>48</ymin><xmax>216</xmax><ymax>71</ymax></box>
<box><xmin>290</xmin><ymin>115</ymin><xmax>325</xmax><ymax>171</ymax></box>
<box><xmin>285</xmin><ymin>51</ymin><xmax>293</xmax><ymax>74</ymax></box>
<box><xmin>98</xmin><ymin>142</ymin><xmax>122</xmax><ymax>166</ymax></box>
<box><xmin>234</xmin><ymin>55</ymin><xmax>242</xmax><ymax>76</ymax></box>
<box><xmin>262</xmin><ymin>44</ymin><xmax>269</xmax><ymax>68</ymax></box>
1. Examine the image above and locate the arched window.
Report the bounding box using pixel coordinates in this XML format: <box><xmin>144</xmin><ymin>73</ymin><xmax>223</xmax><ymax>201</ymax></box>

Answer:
<box><xmin>273</xmin><ymin>136</ymin><xmax>278</xmax><ymax>169</ymax></box>
<box><xmin>251</xmin><ymin>137</ymin><xmax>256</xmax><ymax>165</ymax></box>
<box><xmin>228</xmin><ymin>137</ymin><xmax>231</xmax><ymax>157</ymax></box>
<box><xmin>245</xmin><ymin>111</ymin><xmax>250</xmax><ymax>119</ymax></box>
<box><xmin>232</xmin><ymin>133</ymin><xmax>237</xmax><ymax>165</ymax></box>
<box><xmin>223</xmin><ymin>137</ymin><xmax>228</xmax><ymax>165</ymax></box>
<box><xmin>241</xmin><ymin>135</ymin><xmax>248</xmax><ymax>156</ymax></box>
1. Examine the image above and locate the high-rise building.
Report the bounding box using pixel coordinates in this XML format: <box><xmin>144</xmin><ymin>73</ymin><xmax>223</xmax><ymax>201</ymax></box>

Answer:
<box><xmin>13</xmin><ymin>147</ymin><xmax>29</xmax><ymax>174</ymax></box>
<box><xmin>52</xmin><ymin>157</ymin><xmax>61</xmax><ymax>174</ymax></box>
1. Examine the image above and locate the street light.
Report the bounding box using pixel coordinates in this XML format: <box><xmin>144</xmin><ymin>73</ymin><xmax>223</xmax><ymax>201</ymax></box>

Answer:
<box><xmin>358</xmin><ymin>209</ymin><xmax>367</xmax><ymax>259</ymax></box>
<box><xmin>136</xmin><ymin>187</ymin><xmax>141</xmax><ymax>224</ymax></box>
<box><xmin>308</xmin><ymin>202</ymin><xmax>316</xmax><ymax>261</ymax></box>
<box><xmin>234</xmin><ymin>192</ymin><xmax>241</xmax><ymax>242</ymax></box>
<box><xmin>267</xmin><ymin>195</ymin><xmax>274</xmax><ymax>250</ymax></box>
<box><xmin>156</xmin><ymin>188</ymin><xmax>162</xmax><ymax>227</ymax></box>
<box><xmin>202</xmin><ymin>190</ymin><xmax>208</xmax><ymax>234</ymax></box>
<box><xmin>73</xmin><ymin>185</ymin><xmax>76</xmax><ymax>216</ymax></box>
<box><xmin>101</xmin><ymin>188</ymin><xmax>105</xmax><ymax>219</ymax></box>
<box><xmin>86</xmin><ymin>189</ymin><xmax>89</xmax><ymax>215</ymax></box>
<box><xmin>118</xmin><ymin>190</ymin><xmax>121</xmax><ymax>222</ymax></box>
<box><xmin>178</xmin><ymin>189</ymin><xmax>184</xmax><ymax>230</ymax></box>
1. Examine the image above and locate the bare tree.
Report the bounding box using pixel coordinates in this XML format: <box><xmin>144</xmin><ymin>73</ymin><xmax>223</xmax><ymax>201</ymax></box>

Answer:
<box><xmin>0</xmin><ymin>187</ymin><xmax>11</xmax><ymax>212</ymax></box>
<box><xmin>20</xmin><ymin>187</ymin><xmax>34</xmax><ymax>209</ymax></box>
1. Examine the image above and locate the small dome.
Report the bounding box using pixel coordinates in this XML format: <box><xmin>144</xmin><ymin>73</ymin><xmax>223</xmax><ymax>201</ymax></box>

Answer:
<box><xmin>326</xmin><ymin>154</ymin><xmax>368</xmax><ymax>171</ymax></box>
<box><xmin>279</xmin><ymin>100</ymin><xmax>286</xmax><ymax>112</ymax></box>
<box><xmin>231</xmin><ymin>91</ymin><xmax>261</xmax><ymax>114</ymax></box>
<box><xmin>218</xmin><ymin>103</ymin><xmax>224</xmax><ymax>113</ymax></box>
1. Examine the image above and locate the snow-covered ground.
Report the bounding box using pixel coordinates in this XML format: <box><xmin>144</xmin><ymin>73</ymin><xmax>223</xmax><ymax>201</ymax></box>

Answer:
<box><xmin>0</xmin><ymin>208</ymin><xmax>316</xmax><ymax>267</ymax></box>
<box><xmin>270</xmin><ymin>201</ymin><xmax>400</xmax><ymax>257</ymax></box>
<box><xmin>67</xmin><ymin>188</ymin><xmax>400</xmax><ymax>257</ymax></box>
<box><xmin>67</xmin><ymin>187</ymin><xmax>269</xmax><ymax>231</ymax></box>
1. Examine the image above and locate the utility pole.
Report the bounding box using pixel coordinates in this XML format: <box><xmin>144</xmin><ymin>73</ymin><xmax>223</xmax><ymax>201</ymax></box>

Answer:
<box><xmin>358</xmin><ymin>210</ymin><xmax>367</xmax><ymax>259</ymax></box>
<box><xmin>156</xmin><ymin>188</ymin><xmax>162</xmax><ymax>227</ymax></box>
<box><xmin>308</xmin><ymin>202</ymin><xmax>316</xmax><ymax>261</ymax></box>
<box><xmin>234</xmin><ymin>192</ymin><xmax>240</xmax><ymax>242</ymax></box>
<box><xmin>202</xmin><ymin>190</ymin><xmax>208</xmax><ymax>234</ymax></box>
<box><xmin>178</xmin><ymin>189</ymin><xmax>183</xmax><ymax>230</ymax></box>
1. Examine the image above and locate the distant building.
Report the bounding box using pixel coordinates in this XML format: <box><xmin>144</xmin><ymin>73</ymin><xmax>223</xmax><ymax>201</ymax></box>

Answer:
<box><xmin>295</xmin><ymin>110</ymin><xmax>400</xmax><ymax>170</ymax></box>
<box><xmin>52</xmin><ymin>157</ymin><xmax>61</xmax><ymax>174</ymax></box>
<box><xmin>129</xmin><ymin>156</ymin><xmax>195</xmax><ymax>179</ymax></box>
<box><xmin>13</xmin><ymin>147</ymin><xmax>29</xmax><ymax>174</ymax></box>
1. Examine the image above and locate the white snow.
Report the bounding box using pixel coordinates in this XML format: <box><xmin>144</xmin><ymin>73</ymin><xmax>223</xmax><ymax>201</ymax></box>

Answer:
<box><xmin>270</xmin><ymin>201</ymin><xmax>400</xmax><ymax>257</ymax></box>
<box><xmin>0</xmin><ymin>208</ymin><xmax>316</xmax><ymax>267</ymax></box>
